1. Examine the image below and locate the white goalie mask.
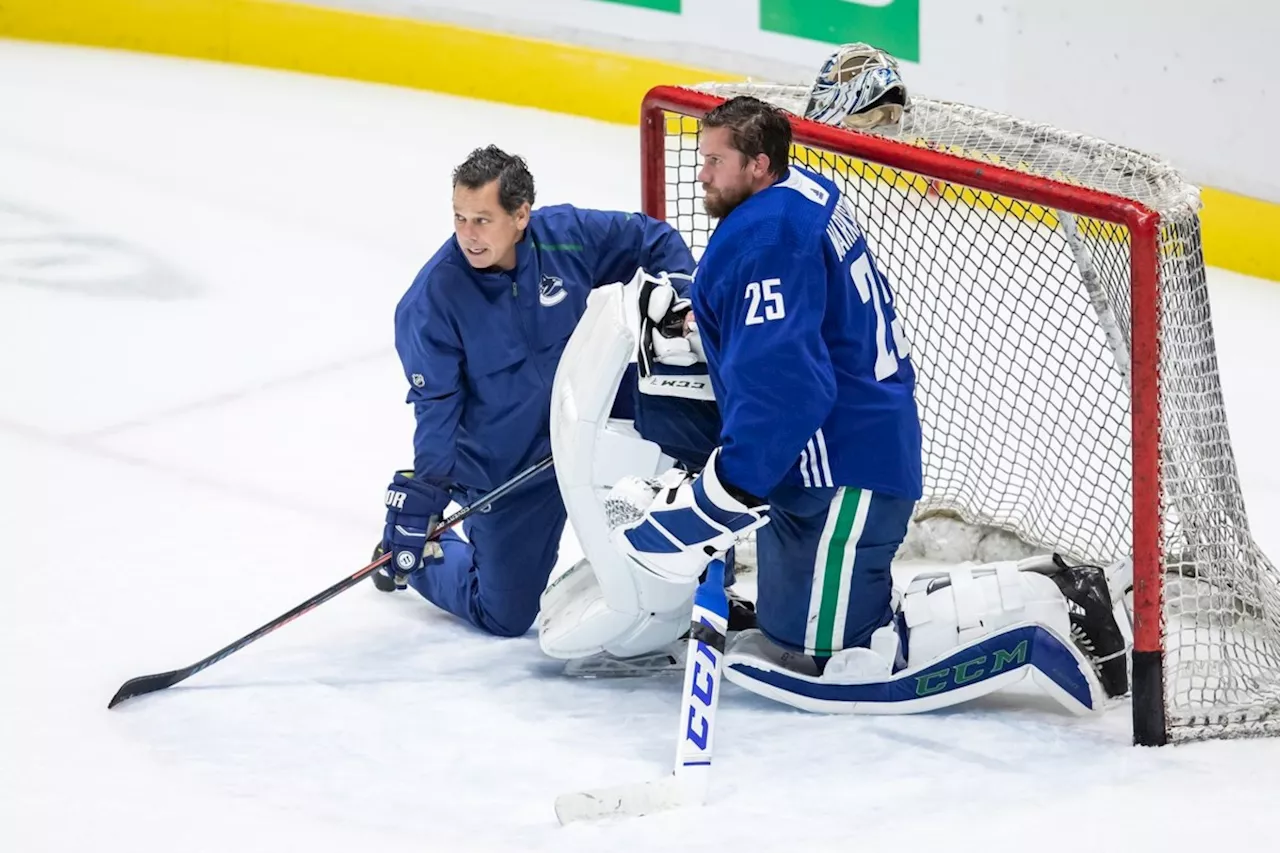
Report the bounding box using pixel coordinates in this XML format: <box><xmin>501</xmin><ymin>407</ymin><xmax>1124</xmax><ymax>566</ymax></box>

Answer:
<box><xmin>804</xmin><ymin>42</ymin><xmax>908</xmax><ymax>132</ymax></box>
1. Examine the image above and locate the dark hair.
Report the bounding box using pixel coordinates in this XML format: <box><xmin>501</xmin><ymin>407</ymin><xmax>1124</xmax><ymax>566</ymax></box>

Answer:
<box><xmin>452</xmin><ymin>145</ymin><xmax>536</xmax><ymax>214</ymax></box>
<box><xmin>702</xmin><ymin>96</ymin><xmax>792</xmax><ymax>178</ymax></box>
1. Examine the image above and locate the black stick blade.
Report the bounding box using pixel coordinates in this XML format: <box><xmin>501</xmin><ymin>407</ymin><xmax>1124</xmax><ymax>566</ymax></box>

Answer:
<box><xmin>108</xmin><ymin>668</ymin><xmax>193</xmax><ymax>709</ymax></box>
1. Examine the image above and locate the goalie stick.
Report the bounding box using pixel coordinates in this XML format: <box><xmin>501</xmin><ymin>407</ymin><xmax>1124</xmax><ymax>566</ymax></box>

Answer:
<box><xmin>107</xmin><ymin>454</ymin><xmax>554</xmax><ymax>709</ymax></box>
<box><xmin>554</xmin><ymin>557</ymin><xmax>730</xmax><ymax>825</ymax></box>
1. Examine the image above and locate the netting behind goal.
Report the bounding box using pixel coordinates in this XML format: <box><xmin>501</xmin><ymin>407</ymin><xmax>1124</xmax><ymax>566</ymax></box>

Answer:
<box><xmin>640</xmin><ymin>83</ymin><xmax>1280</xmax><ymax>744</ymax></box>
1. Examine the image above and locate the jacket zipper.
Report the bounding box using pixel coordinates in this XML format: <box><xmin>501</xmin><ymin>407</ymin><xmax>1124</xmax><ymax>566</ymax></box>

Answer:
<box><xmin>511</xmin><ymin>273</ymin><xmax>534</xmax><ymax>361</ymax></box>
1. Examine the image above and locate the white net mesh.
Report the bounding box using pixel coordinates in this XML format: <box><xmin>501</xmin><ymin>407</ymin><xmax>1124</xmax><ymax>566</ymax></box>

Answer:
<box><xmin>650</xmin><ymin>82</ymin><xmax>1280</xmax><ymax>741</ymax></box>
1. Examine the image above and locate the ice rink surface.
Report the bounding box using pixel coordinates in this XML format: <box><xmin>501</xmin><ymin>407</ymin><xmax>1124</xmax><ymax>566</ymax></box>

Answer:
<box><xmin>3</xmin><ymin>39</ymin><xmax>1279</xmax><ymax>853</ymax></box>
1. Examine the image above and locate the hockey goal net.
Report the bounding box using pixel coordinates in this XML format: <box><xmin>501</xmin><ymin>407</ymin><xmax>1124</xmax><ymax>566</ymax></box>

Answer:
<box><xmin>640</xmin><ymin>83</ymin><xmax>1280</xmax><ymax>745</ymax></box>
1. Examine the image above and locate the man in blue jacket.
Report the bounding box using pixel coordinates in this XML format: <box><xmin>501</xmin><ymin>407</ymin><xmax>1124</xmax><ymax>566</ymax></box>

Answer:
<box><xmin>377</xmin><ymin>145</ymin><xmax>694</xmax><ymax>638</ymax></box>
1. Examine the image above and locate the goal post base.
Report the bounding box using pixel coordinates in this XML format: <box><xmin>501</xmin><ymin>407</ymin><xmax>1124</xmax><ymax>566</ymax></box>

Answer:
<box><xmin>1132</xmin><ymin>650</ymin><xmax>1168</xmax><ymax>746</ymax></box>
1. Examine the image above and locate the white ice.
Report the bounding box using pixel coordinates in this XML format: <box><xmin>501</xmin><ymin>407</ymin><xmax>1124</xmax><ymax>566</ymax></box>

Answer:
<box><xmin>3</xmin><ymin>39</ymin><xmax>1279</xmax><ymax>853</ymax></box>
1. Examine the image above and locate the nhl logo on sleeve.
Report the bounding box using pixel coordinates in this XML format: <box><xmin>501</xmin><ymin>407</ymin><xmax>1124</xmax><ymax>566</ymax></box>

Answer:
<box><xmin>411</xmin><ymin>374</ymin><xmax>425</xmax><ymax>388</ymax></box>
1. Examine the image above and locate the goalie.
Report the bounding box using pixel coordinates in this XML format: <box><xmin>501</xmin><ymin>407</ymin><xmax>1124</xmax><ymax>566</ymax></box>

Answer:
<box><xmin>539</xmin><ymin>66</ymin><xmax>1130</xmax><ymax>716</ymax></box>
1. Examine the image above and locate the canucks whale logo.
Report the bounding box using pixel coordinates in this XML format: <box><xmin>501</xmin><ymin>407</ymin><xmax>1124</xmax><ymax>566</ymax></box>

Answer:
<box><xmin>539</xmin><ymin>275</ymin><xmax>567</xmax><ymax>307</ymax></box>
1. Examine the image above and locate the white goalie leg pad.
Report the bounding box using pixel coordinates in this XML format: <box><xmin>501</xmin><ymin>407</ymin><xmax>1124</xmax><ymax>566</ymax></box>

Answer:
<box><xmin>540</xmin><ymin>280</ymin><xmax>698</xmax><ymax>661</ymax></box>
<box><xmin>903</xmin><ymin>555</ymin><xmax>1067</xmax><ymax>665</ymax></box>
<box><xmin>898</xmin><ymin>555</ymin><xmax>1106</xmax><ymax>713</ymax></box>
<box><xmin>539</xmin><ymin>558</ymin><xmax>694</xmax><ymax>659</ymax></box>
<box><xmin>724</xmin><ymin>555</ymin><xmax>1106</xmax><ymax>715</ymax></box>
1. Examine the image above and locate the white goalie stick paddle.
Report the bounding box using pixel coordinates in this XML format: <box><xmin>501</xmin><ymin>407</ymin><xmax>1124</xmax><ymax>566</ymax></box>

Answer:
<box><xmin>554</xmin><ymin>558</ymin><xmax>731</xmax><ymax>825</ymax></box>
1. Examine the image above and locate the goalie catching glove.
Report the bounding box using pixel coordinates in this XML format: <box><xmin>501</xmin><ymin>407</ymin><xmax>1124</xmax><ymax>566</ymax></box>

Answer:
<box><xmin>612</xmin><ymin>447</ymin><xmax>770</xmax><ymax>583</ymax></box>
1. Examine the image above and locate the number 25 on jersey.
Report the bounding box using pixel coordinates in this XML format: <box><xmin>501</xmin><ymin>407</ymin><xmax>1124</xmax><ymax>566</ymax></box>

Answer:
<box><xmin>744</xmin><ymin>277</ymin><xmax>785</xmax><ymax>325</ymax></box>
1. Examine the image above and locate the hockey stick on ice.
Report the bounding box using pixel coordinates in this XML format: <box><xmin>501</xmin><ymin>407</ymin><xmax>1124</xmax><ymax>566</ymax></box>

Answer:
<box><xmin>554</xmin><ymin>556</ymin><xmax>730</xmax><ymax>825</ymax></box>
<box><xmin>107</xmin><ymin>454</ymin><xmax>554</xmax><ymax>709</ymax></box>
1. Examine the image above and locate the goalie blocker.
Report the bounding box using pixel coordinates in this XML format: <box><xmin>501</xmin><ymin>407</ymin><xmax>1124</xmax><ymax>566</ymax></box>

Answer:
<box><xmin>541</xmin><ymin>273</ymin><xmax>1131</xmax><ymax>714</ymax></box>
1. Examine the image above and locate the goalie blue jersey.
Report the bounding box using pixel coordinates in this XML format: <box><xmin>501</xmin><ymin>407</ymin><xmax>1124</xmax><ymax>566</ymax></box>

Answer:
<box><xmin>691</xmin><ymin>166</ymin><xmax>922</xmax><ymax>500</ymax></box>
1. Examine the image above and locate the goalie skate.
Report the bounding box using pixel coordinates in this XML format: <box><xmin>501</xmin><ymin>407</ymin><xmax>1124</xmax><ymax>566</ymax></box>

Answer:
<box><xmin>1048</xmin><ymin>555</ymin><xmax>1132</xmax><ymax>698</ymax></box>
<box><xmin>562</xmin><ymin>641</ymin><xmax>686</xmax><ymax>678</ymax></box>
<box><xmin>561</xmin><ymin>589</ymin><xmax>755</xmax><ymax>678</ymax></box>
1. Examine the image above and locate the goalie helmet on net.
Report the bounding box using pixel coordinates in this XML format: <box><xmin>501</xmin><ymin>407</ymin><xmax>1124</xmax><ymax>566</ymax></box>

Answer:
<box><xmin>804</xmin><ymin>42</ymin><xmax>909</xmax><ymax>131</ymax></box>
